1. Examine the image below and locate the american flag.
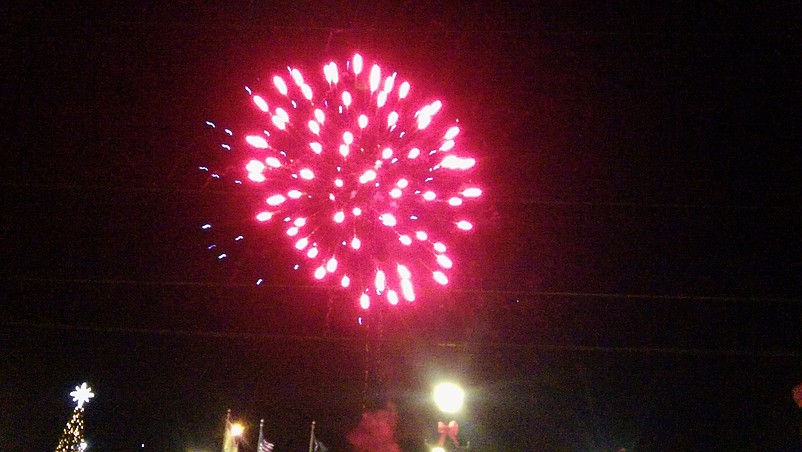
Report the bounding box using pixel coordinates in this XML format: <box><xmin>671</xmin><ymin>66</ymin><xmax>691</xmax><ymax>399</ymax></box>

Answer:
<box><xmin>258</xmin><ymin>439</ymin><xmax>274</xmax><ymax>452</ymax></box>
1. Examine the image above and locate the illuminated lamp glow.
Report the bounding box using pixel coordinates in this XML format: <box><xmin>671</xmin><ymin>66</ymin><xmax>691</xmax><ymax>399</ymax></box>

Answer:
<box><xmin>256</xmin><ymin>212</ymin><xmax>272</xmax><ymax>222</ymax></box>
<box><xmin>307</xmin><ymin>247</ymin><xmax>319</xmax><ymax>258</ymax></box>
<box><xmin>343</xmin><ymin>131</ymin><xmax>354</xmax><ymax>145</ymax></box>
<box><xmin>351</xmin><ymin>237</ymin><xmax>361</xmax><ymax>249</ymax></box>
<box><xmin>334</xmin><ymin>178</ymin><xmax>344</xmax><ymax>188</ymax></box>
<box><xmin>436</xmin><ymin>254</ymin><xmax>453</xmax><ymax>269</ymax></box>
<box><xmin>448</xmin><ymin>197</ymin><xmax>463</xmax><ymax>206</ymax></box>
<box><xmin>339</xmin><ymin>144</ymin><xmax>349</xmax><ymax>157</ymax></box>
<box><xmin>314</xmin><ymin>266</ymin><xmax>326</xmax><ymax>279</ymax></box>
<box><xmin>308</xmin><ymin>120</ymin><xmax>320</xmax><ymax>135</ymax></box>
<box><xmin>433</xmin><ymin>271</ymin><xmax>448</xmax><ymax>285</ymax></box>
<box><xmin>299</xmin><ymin>168</ymin><xmax>314</xmax><ymax>180</ymax></box>
<box><xmin>341</xmin><ymin>275</ymin><xmax>350</xmax><ymax>287</ymax></box>
<box><xmin>382</xmin><ymin>147</ymin><xmax>393</xmax><ymax>159</ymax></box>
<box><xmin>342</xmin><ymin>91</ymin><xmax>352</xmax><ymax>107</ymax></box>
<box><xmin>294</xmin><ymin>217</ymin><xmax>306</xmax><ymax>226</ymax></box>
<box><xmin>286</xmin><ymin>227</ymin><xmax>298</xmax><ymax>236</ymax></box>
<box><xmin>314</xmin><ymin>108</ymin><xmax>325</xmax><ymax>124</ymax></box>
<box><xmin>273</xmin><ymin>76</ymin><xmax>288</xmax><ymax>95</ymax></box>
<box><xmin>415</xmin><ymin>231</ymin><xmax>428</xmax><ymax>240</ymax></box>
<box><xmin>253</xmin><ymin>95</ymin><xmax>268</xmax><ymax>112</ymax></box>
<box><xmin>333</xmin><ymin>211</ymin><xmax>345</xmax><ymax>223</ymax></box>
<box><xmin>287</xmin><ymin>190</ymin><xmax>302</xmax><ymax>199</ymax></box>
<box><xmin>360</xmin><ymin>293</ymin><xmax>370</xmax><ymax>309</ymax></box>
<box><xmin>358</xmin><ymin>114</ymin><xmax>368</xmax><ymax>129</ymax></box>
<box><xmin>352</xmin><ymin>207</ymin><xmax>362</xmax><ymax>216</ymax></box>
<box><xmin>377</xmin><ymin>91</ymin><xmax>387</xmax><ymax>108</ymax></box>
<box><xmin>422</xmin><ymin>191</ymin><xmax>436</xmax><ymax>201</ymax></box>
<box><xmin>352</xmin><ymin>54</ymin><xmax>363</xmax><ymax>75</ymax></box>
<box><xmin>265</xmin><ymin>157</ymin><xmax>281</xmax><ymax>168</ymax></box>
<box><xmin>456</xmin><ymin>220</ymin><xmax>473</xmax><ymax>230</ymax></box>
<box><xmin>246</xmin><ymin>135</ymin><xmax>268</xmax><ymax>149</ymax></box>
<box><xmin>444</xmin><ymin>126</ymin><xmax>460</xmax><ymax>140</ymax></box>
<box><xmin>387</xmin><ymin>290</ymin><xmax>399</xmax><ymax>305</ymax></box>
<box><xmin>389</xmin><ymin>188</ymin><xmax>402</xmax><ymax>198</ymax></box>
<box><xmin>295</xmin><ymin>237</ymin><xmax>309</xmax><ymax>249</ymax></box>
<box><xmin>310</xmin><ymin>142</ymin><xmax>322</xmax><ymax>154</ymax></box>
<box><xmin>396</xmin><ymin>178</ymin><xmax>409</xmax><ymax>188</ymax></box>
<box><xmin>433</xmin><ymin>242</ymin><xmax>447</xmax><ymax>253</ymax></box>
<box><xmin>407</xmin><ymin>148</ymin><xmax>420</xmax><ymax>159</ymax></box>
<box><xmin>399</xmin><ymin>235</ymin><xmax>412</xmax><ymax>246</ymax></box>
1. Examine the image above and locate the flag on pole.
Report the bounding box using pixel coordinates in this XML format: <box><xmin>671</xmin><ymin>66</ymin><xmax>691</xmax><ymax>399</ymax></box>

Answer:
<box><xmin>308</xmin><ymin>421</ymin><xmax>328</xmax><ymax>452</ymax></box>
<box><xmin>308</xmin><ymin>420</ymin><xmax>328</xmax><ymax>452</ymax></box>
<box><xmin>223</xmin><ymin>410</ymin><xmax>242</xmax><ymax>452</ymax></box>
<box><xmin>258</xmin><ymin>418</ymin><xmax>275</xmax><ymax>452</ymax></box>
<box><xmin>313</xmin><ymin>438</ymin><xmax>328</xmax><ymax>452</ymax></box>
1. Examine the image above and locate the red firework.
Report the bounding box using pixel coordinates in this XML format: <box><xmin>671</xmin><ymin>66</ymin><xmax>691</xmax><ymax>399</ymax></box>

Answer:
<box><xmin>204</xmin><ymin>54</ymin><xmax>481</xmax><ymax>309</ymax></box>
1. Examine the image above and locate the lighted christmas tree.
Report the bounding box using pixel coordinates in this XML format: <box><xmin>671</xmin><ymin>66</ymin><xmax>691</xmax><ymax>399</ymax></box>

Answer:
<box><xmin>55</xmin><ymin>382</ymin><xmax>94</xmax><ymax>451</ymax></box>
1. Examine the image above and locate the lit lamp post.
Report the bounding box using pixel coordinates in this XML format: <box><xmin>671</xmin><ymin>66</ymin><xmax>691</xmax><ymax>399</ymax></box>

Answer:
<box><xmin>433</xmin><ymin>382</ymin><xmax>465</xmax><ymax>451</ymax></box>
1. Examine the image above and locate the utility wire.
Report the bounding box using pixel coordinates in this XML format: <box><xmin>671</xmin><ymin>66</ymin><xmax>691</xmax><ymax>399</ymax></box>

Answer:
<box><xmin>3</xmin><ymin>276</ymin><xmax>800</xmax><ymax>304</ymax></box>
<box><xmin>3</xmin><ymin>319</ymin><xmax>800</xmax><ymax>358</ymax></box>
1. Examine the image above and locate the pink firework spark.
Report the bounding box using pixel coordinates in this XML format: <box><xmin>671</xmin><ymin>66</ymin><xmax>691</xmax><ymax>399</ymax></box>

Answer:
<box><xmin>204</xmin><ymin>54</ymin><xmax>481</xmax><ymax>309</ymax></box>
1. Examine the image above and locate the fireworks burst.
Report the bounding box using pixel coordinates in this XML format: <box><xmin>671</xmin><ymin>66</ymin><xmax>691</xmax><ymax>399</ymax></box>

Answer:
<box><xmin>203</xmin><ymin>54</ymin><xmax>481</xmax><ymax>309</ymax></box>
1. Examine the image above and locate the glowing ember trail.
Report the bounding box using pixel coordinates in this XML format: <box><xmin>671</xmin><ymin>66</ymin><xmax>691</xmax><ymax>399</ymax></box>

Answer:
<box><xmin>203</xmin><ymin>54</ymin><xmax>482</xmax><ymax>309</ymax></box>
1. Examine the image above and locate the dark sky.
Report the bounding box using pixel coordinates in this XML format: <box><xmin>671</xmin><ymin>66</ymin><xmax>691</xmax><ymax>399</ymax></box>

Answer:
<box><xmin>2</xmin><ymin>2</ymin><xmax>801</xmax><ymax>451</ymax></box>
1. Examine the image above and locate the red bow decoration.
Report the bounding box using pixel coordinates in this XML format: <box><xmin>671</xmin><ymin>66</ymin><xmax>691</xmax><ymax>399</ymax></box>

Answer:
<box><xmin>437</xmin><ymin>420</ymin><xmax>459</xmax><ymax>446</ymax></box>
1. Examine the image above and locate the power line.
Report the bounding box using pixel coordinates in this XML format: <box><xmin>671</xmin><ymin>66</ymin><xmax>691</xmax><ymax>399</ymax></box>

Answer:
<box><xmin>4</xmin><ymin>319</ymin><xmax>800</xmax><ymax>358</ymax></box>
<box><xmin>4</xmin><ymin>276</ymin><xmax>800</xmax><ymax>304</ymax></box>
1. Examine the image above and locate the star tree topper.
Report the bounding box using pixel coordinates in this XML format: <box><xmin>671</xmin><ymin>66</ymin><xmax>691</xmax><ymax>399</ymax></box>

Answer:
<box><xmin>70</xmin><ymin>382</ymin><xmax>94</xmax><ymax>409</ymax></box>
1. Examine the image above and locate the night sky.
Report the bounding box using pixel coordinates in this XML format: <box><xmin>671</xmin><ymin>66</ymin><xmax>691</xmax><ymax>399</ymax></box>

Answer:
<box><xmin>3</xmin><ymin>3</ymin><xmax>801</xmax><ymax>451</ymax></box>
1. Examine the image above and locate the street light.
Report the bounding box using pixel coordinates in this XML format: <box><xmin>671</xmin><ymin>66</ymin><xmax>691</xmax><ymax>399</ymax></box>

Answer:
<box><xmin>433</xmin><ymin>382</ymin><xmax>465</xmax><ymax>449</ymax></box>
<box><xmin>230</xmin><ymin>423</ymin><xmax>244</xmax><ymax>437</ymax></box>
<box><xmin>433</xmin><ymin>382</ymin><xmax>465</xmax><ymax>414</ymax></box>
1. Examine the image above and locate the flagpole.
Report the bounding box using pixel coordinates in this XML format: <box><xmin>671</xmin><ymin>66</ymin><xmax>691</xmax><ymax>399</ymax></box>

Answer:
<box><xmin>223</xmin><ymin>409</ymin><xmax>231</xmax><ymax>452</ymax></box>
<box><xmin>258</xmin><ymin>418</ymin><xmax>265</xmax><ymax>449</ymax></box>
<box><xmin>308</xmin><ymin>420</ymin><xmax>316</xmax><ymax>452</ymax></box>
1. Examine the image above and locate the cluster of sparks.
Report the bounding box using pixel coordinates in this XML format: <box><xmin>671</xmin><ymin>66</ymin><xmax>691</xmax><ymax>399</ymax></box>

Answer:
<box><xmin>203</xmin><ymin>54</ymin><xmax>481</xmax><ymax>309</ymax></box>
